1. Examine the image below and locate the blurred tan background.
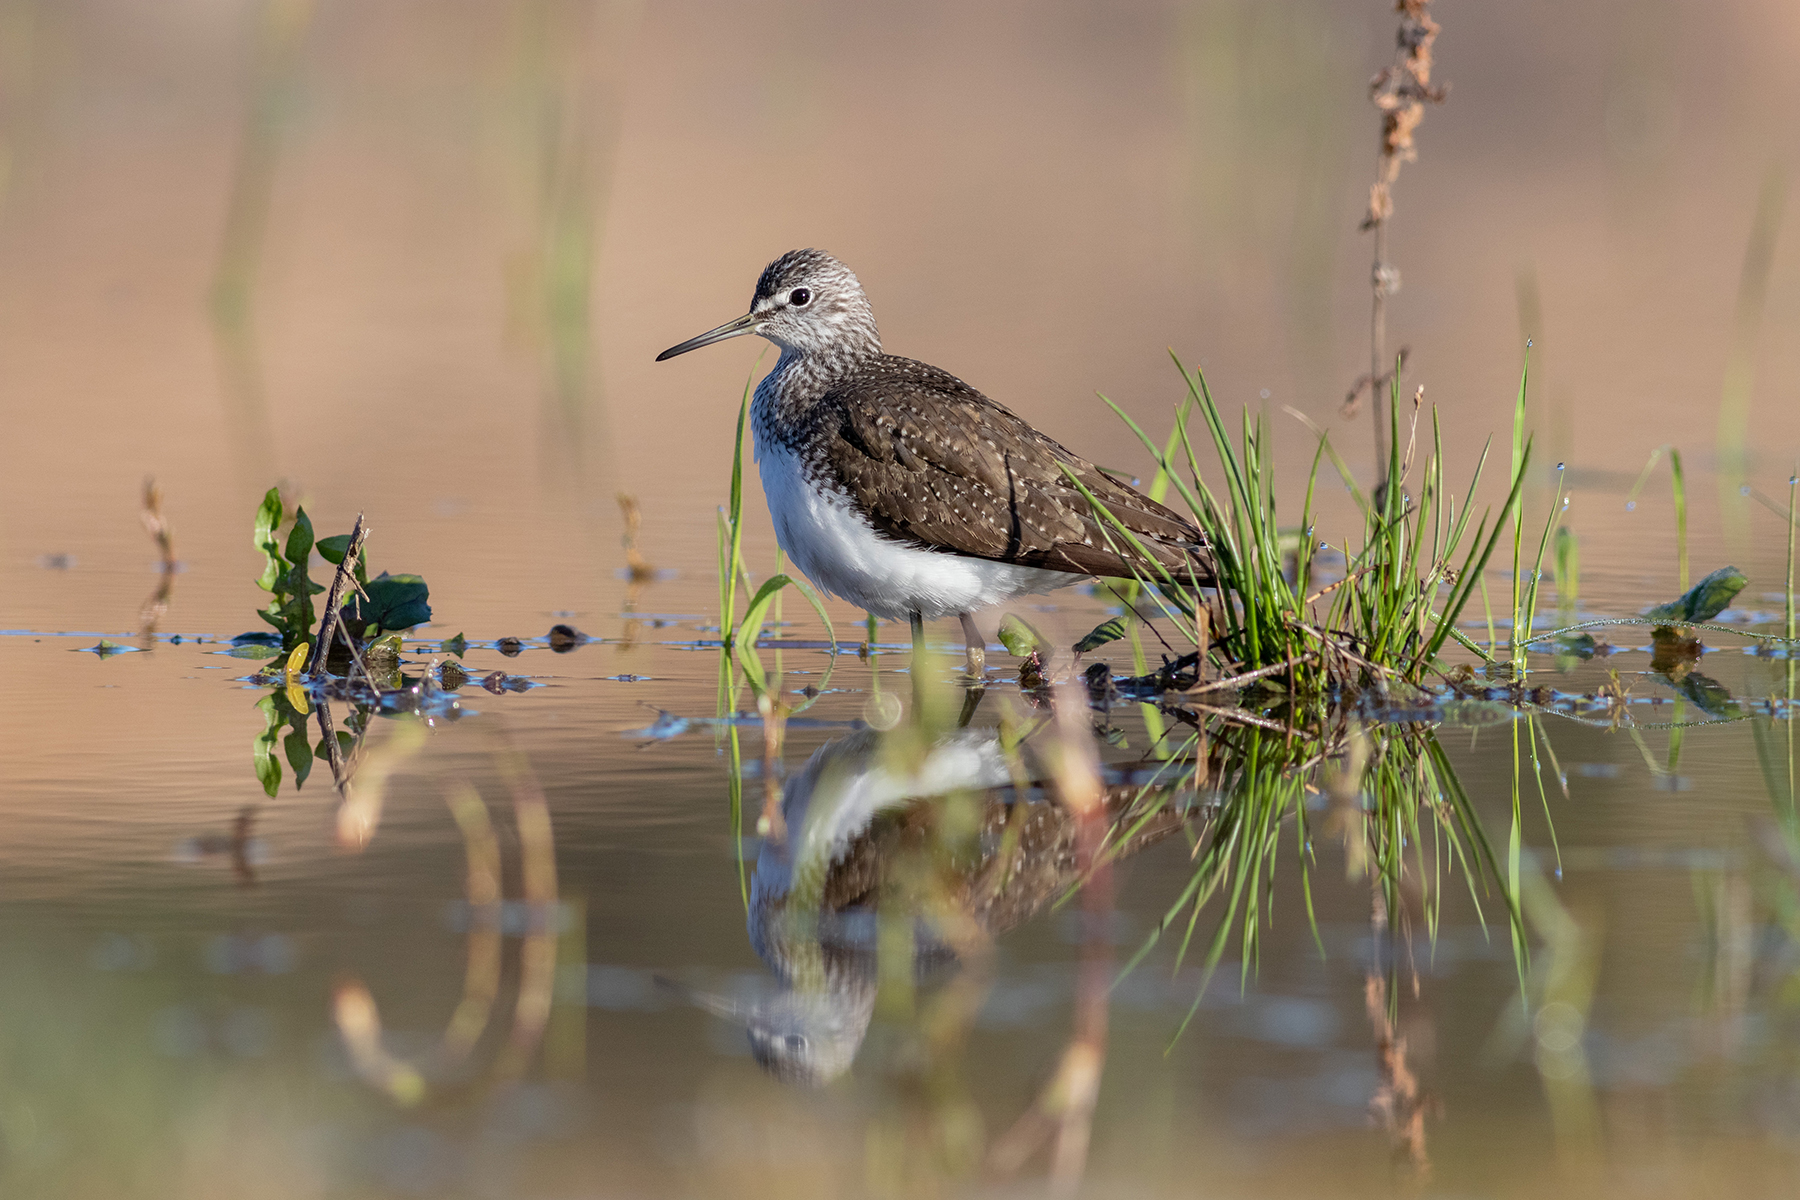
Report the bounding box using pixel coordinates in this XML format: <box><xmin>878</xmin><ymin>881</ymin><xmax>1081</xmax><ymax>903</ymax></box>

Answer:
<box><xmin>0</xmin><ymin>0</ymin><xmax>1795</xmax><ymax>632</ymax></box>
<box><xmin>0</xmin><ymin>7</ymin><xmax>1797</xmax><ymax>1196</ymax></box>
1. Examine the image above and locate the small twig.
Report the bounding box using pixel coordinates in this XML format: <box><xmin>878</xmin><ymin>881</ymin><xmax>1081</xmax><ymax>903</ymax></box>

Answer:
<box><xmin>140</xmin><ymin>476</ymin><xmax>176</xmax><ymax>569</ymax></box>
<box><xmin>137</xmin><ymin>477</ymin><xmax>177</xmax><ymax>637</ymax></box>
<box><xmin>315</xmin><ymin>699</ymin><xmax>347</xmax><ymax>796</ymax></box>
<box><xmin>1178</xmin><ymin>702</ymin><xmax>1292</xmax><ymax>733</ymax></box>
<box><xmin>1293</xmin><ymin>622</ymin><xmax>1405</xmax><ymax>680</ymax></box>
<box><xmin>1521</xmin><ymin>616</ymin><xmax>1800</xmax><ymax>647</ymax></box>
<box><xmin>335</xmin><ymin>618</ymin><xmax>381</xmax><ymax>698</ymax></box>
<box><xmin>307</xmin><ymin>514</ymin><xmax>368</xmax><ymax>676</ymax></box>
<box><xmin>1185</xmin><ymin>656</ymin><xmax>1305</xmax><ymax>695</ymax></box>
<box><xmin>617</xmin><ymin>493</ymin><xmax>657</xmax><ymax>583</ymax></box>
<box><xmin>1341</xmin><ymin>346</ymin><xmax>1411</xmax><ymax>418</ymax></box>
<box><xmin>1305</xmin><ymin>566</ymin><xmax>1374</xmax><ymax>605</ymax></box>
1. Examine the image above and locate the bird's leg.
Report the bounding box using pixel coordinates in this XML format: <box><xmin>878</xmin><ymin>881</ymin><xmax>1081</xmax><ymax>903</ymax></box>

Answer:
<box><xmin>958</xmin><ymin>612</ymin><xmax>986</xmax><ymax>678</ymax></box>
<box><xmin>909</xmin><ymin>611</ymin><xmax>927</xmax><ymax>712</ymax></box>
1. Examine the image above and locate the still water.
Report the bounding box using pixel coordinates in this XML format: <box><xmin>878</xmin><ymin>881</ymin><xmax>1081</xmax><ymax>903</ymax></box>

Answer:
<box><xmin>2</xmin><ymin>1</ymin><xmax>1799</xmax><ymax>1196</ymax></box>
<box><xmin>4</xmin><ymin>542</ymin><xmax>1799</xmax><ymax>1197</ymax></box>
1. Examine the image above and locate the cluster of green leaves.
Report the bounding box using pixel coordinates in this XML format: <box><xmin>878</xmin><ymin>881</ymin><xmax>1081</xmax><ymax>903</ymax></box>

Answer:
<box><xmin>253</xmin><ymin>488</ymin><xmax>324</xmax><ymax>651</ymax></box>
<box><xmin>1078</xmin><ymin>356</ymin><xmax>1526</xmax><ymax>688</ymax></box>
<box><xmin>252</xmin><ymin>486</ymin><xmax>433</xmax><ymax>652</ymax></box>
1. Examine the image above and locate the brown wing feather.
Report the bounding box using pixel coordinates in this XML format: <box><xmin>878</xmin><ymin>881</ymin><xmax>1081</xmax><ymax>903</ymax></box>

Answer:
<box><xmin>819</xmin><ymin>356</ymin><xmax>1213</xmax><ymax>583</ymax></box>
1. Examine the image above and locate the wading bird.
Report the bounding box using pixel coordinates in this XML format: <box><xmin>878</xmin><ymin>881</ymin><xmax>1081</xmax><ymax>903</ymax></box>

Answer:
<box><xmin>657</xmin><ymin>249</ymin><xmax>1213</xmax><ymax>675</ymax></box>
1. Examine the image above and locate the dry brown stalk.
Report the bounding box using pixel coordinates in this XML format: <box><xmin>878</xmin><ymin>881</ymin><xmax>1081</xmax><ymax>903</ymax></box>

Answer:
<box><xmin>617</xmin><ymin>492</ymin><xmax>656</xmax><ymax>582</ymax></box>
<box><xmin>137</xmin><ymin>477</ymin><xmax>177</xmax><ymax>638</ymax></box>
<box><xmin>1352</xmin><ymin>1</ymin><xmax>1448</xmax><ymax>478</ymax></box>
<box><xmin>1366</xmin><ymin>887</ymin><xmax>1434</xmax><ymax>1181</ymax></box>
<box><xmin>755</xmin><ymin>691</ymin><xmax>788</xmax><ymax>844</ymax></box>
<box><xmin>305</xmin><ymin>512</ymin><xmax>367</xmax><ymax>676</ymax></box>
<box><xmin>987</xmin><ymin>684</ymin><xmax>1112</xmax><ymax>1194</ymax></box>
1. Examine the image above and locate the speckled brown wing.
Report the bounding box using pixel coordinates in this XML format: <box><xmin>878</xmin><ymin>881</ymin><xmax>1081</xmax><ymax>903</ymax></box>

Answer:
<box><xmin>816</xmin><ymin>785</ymin><xmax>1194</xmax><ymax>939</ymax></box>
<box><xmin>818</xmin><ymin>356</ymin><xmax>1213</xmax><ymax>583</ymax></box>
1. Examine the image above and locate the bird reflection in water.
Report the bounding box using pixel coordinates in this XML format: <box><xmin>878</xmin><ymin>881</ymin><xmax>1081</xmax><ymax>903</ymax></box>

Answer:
<box><xmin>684</xmin><ymin>723</ymin><xmax>1198</xmax><ymax>1087</ymax></box>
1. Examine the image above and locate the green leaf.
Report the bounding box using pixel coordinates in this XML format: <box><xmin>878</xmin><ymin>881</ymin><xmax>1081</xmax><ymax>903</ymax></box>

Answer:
<box><xmin>317</xmin><ymin>534</ymin><xmax>352</xmax><ymax>564</ymax></box>
<box><xmin>1550</xmin><ymin>632</ymin><xmax>1599</xmax><ymax>660</ymax></box>
<box><xmin>1641</xmin><ymin>566</ymin><xmax>1748</xmax><ymax>625</ymax></box>
<box><xmin>1074</xmin><ymin>616</ymin><xmax>1129</xmax><ymax>654</ymax></box>
<box><xmin>997</xmin><ymin>613</ymin><xmax>1048</xmax><ymax>657</ymax></box>
<box><xmin>253</xmin><ymin>487</ymin><xmax>285</xmax><ymax>591</ymax></box>
<box><xmin>231</xmin><ymin>643</ymin><xmax>283</xmax><ymax>660</ymax></box>
<box><xmin>364</xmin><ymin>632</ymin><xmax>403</xmax><ymax>662</ymax></box>
<box><xmin>732</xmin><ymin>574</ymin><xmax>837</xmax><ymax>695</ymax></box>
<box><xmin>442</xmin><ymin>632</ymin><xmax>467</xmax><ymax>658</ymax></box>
<box><xmin>1674</xmin><ymin>671</ymin><xmax>1737</xmax><ymax>718</ymax></box>
<box><xmin>284</xmin><ymin>728</ymin><xmax>313</xmax><ymax>788</ymax></box>
<box><xmin>284</xmin><ymin>507</ymin><xmax>315</xmax><ymax>569</ymax></box>
<box><xmin>345</xmin><ymin>573</ymin><xmax>432</xmax><ymax>634</ymax></box>
<box><xmin>314</xmin><ymin>731</ymin><xmax>354</xmax><ymax>760</ymax></box>
<box><xmin>1553</xmin><ymin>526</ymin><xmax>1579</xmax><ymax>604</ymax></box>
<box><xmin>253</xmin><ymin>694</ymin><xmax>283</xmax><ymax>798</ymax></box>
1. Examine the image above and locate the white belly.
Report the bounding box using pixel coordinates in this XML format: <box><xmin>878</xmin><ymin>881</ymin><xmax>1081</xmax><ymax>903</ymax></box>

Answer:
<box><xmin>755</xmin><ymin>439</ymin><xmax>1074</xmax><ymax>621</ymax></box>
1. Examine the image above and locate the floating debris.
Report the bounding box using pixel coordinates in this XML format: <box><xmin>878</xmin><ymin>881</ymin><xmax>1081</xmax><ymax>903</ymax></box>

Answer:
<box><xmin>376</xmin><ymin>680</ymin><xmax>468</xmax><ymax>722</ymax></box>
<box><xmin>481</xmin><ymin>671</ymin><xmax>536</xmax><ymax>694</ymax></box>
<box><xmin>76</xmin><ymin>638</ymin><xmax>140</xmax><ymax>658</ymax></box>
<box><xmin>548</xmin><ymin>624</ymin><xmax>590</xmax><ymax>652</ymax></box>
<box><xmin>623</xmin><ymin>709</ymin><xmax>690</xmax><ymax>740</ymax></box>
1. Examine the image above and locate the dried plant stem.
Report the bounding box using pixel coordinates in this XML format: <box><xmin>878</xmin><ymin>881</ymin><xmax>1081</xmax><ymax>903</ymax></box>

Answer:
<box><xmin>138</xmin><ymin>477</ymin><xmax>177</xmax><ymax>638</ymax></box>
<box><xmin>314</xmin><ymin>698</ymin><xmax>347</xmax><ymax>795</ymax></box>
<box><xmin>1366</xmin><ymin>885</ymin><xmax>1432</xmax><ymax>1179</ymax></box>
<box><xmin>1369</xmin><ymin>221</ymin><xmax>1392</xmax><ymax>477</ymax></box>
<box><xmin>988</xmin><ymin>685</ymin><xmax>1112</xmax><ymax>1194</ymax></box>
<box><xmin>306</xmin><ymin>513</ymin><xmax>367</xmax><ymax>676</ymax></box>
<box><xmin>1353</xmin><ymin>0</ymin><xmax>1446</xmax><ymax>482</ymax></box>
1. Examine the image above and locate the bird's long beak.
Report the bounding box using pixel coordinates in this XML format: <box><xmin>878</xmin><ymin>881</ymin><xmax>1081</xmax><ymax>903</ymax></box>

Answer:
<box><xmin>653</xmin><ymin>974</ymin><xmax>744</xmax><ymax>1021</ymax></box>
<box><xmin>656</xmin><ymin>312</ymin><xmax>758</xmax><ymax>361</ymax></box>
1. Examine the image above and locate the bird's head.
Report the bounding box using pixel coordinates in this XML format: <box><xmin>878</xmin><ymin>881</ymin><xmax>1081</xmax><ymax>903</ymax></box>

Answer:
<box><xmin>656</xmin><ymin>248</ymin><xmax>880</xmax><ymax>364</ymax></box>
<box><xmin>741</xmin><ymin>989</ymin><xmax>871</xmax><ymax>1086</ymax></box>
<box><xmin>660</xmin><ymin>974</ymin><xmax>873</xmax><ymax>1088</ymax></box>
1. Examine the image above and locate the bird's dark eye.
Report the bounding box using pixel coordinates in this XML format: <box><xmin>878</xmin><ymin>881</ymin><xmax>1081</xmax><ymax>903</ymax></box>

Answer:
<box><xmin>785</xmin><ymin>1034</ymin><xmax>807</xmax><ymax>1050</ymax></box>
<box><xmin>789</xmin><ymin>288</ymin><xmax>811</xmax><ymax>307</ymax></box>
